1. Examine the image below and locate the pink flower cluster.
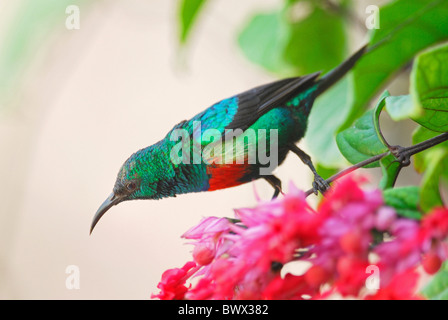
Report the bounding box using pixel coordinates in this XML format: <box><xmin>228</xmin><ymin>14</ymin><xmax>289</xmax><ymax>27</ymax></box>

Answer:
<box><xmin>152</xmin><ymin>176</ymin><xmax>448</xmax><ymax>300</ymax></box>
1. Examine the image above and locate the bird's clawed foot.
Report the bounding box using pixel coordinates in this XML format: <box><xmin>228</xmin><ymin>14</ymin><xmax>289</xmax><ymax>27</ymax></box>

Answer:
<box><xmin>264</xmin><ymin>175</ymin><xmax>283</xmax><ymax>200</ymax></box>
<box><xmin>288</xmin><ymin>143</ymin><xmax>331</xmax><ymax>196</ymax></box>
<box><xmin>312</xmin><ymin>174</ymin><xmax>330</xmax><ymax>196</ymax></box>
<box><xmin>271</xmin><ymin>187</ymin><xmax>283</xmax><ymax>199</ymax></box>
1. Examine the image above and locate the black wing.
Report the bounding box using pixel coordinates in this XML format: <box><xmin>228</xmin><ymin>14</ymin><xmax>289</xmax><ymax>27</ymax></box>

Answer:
<box><xmin>224</xmin><ymin>72</ymin><xmax>321</xmax><ymax>132</ymax></box>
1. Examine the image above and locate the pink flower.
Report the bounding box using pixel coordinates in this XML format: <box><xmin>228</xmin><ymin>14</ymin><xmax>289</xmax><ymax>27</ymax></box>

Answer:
<box><xmin>418</xmin><ymin>207</ymin><xmax>448</xmax><ymax>274</ymax></box>
<box><xmin>182</xmin><ymin>216</ymin><xmax>231</xmax><ymax>240</ymax></box>
<box><xmin>421</xmin><ymin>207</ymin><xmax>448</xmax><ymax>239</ymax></box>
<box><xmin>231</xmin><ymin>183</ymin><xmax>322</xmax><ymax>273</ymax></box>
<box><xmin>309</xmin><ymin>177</ymin><xmax>383</xmax><ymax>295</ymax></box>
<box><xmin>192</xmin><ymin>242</ymin><xmax>216</xmax><ymax>266</ymax></box>
<box><xmin>185</xmin><ymin>278</ymin><xmax>215</xmax><ymax>300</ymax></box>
<box><xmin>304</xmin><ymin>265</ymin><xmax>331</xmax><ymax>288</ymax></box>
<box><xmin>182</xmin><ymin>217</ymin><xmax>233</xmax><ymax>266</ymax></box>
<box><xmin>422</xmin><ymin>251</ymin><xmax>443</xmax><ymax>275</ymax></box>
<box><xmin>420</xmin><ymin>208</ymin><xmax>448</xmax><ymax>259</ymax></box>
<box><xmin>335</xmin><ymin>256</ymin><xmax>370</xmax><ymax>296</ymax></box>
<box><xmin>365</xmin><ymin>269</ymin><xmax>422</xmax><ymax>300</ymax></box>
<box><xmin>151</xmin><ymin>261</ymin><xmax>198</xmax><ymax>300</ymax></box>
<box><xmin>374</xmin><ymin>219</ymin><xmax>421</xmax><ymax>285</ymax></box>
<box><xmin>375</xmin><ymin>207</ymin><xmax>396</xmax><ymax>231</ymax></box>
<box><xmin>152</xmin><ymin>176</ymin><xmax>448</xmax><ymax>300</ymax></box>
<box><xmin>262</xmin><ymin>274</ymin><xmax>310</xmax><ymax>300</ymax></box>
<box><xmin>374</xmin><ymin>207</ymin><xmax>448</xmax><ymax>284</ymax></box>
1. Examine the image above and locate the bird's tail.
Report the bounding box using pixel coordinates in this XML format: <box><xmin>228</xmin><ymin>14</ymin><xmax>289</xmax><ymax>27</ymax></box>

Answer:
<box><xmin>313</xmin><ymin>44</ymin><xmax>367</xmax><ymax>96</ymax></box>
<box><xmin>313</xmin><ymin>37</ymin><xmax>389</xmax><ymax>96</ymax></box>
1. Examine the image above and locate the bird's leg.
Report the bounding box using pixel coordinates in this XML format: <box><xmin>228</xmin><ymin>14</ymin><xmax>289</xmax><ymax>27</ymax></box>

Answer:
<box><xmin>288</xmin><ymin>143</ymin><xmax>330</xmax><ymax>195</ymax></box>
<box><xmin>263</xmin><ymin>175</ymin><xmax>283</xmax><ymax>199</ymax></box>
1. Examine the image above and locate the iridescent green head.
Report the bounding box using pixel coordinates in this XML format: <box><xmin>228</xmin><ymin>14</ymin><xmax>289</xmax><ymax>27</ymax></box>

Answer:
<box><xmin>90</xmin><ymin>146</ymin><xmax>167</xmax><ymax>234</ymax></box>
<box><xmin>113</xmin><ymin>150</ymin><xmax>162</xmax><ymax>199</ymax></box>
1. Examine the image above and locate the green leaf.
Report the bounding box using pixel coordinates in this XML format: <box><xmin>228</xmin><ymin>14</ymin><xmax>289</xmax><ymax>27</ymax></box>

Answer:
<box><xmin>411</xmin><ymin>42</ymin><xmax>448</xmax><ymax>132</ymax></box>
<box><xmin>340</xmin><ymin>0</ymin><xmax>448</xmax><ymax>131</ymax></box>
<box><xmin>306</xmin><ymin>75</ymin><xmax>353</xmax><ymax>168</ymax></box>
<box><xmin>237</xmin><ymin>1</ymin><xmax>347</xmax><ymax>76</ymax></box>
<box><xmin>385</xmin><ymin>95</ymin><xmax>421</xmax><ymax>121</ymax></box>
<box><xmin>421</xmin><ymin>261</ymin><xmax>448</xmax><ymax>299</ymax></box>
<box><xmin>383</xmin><ymin>186</ymin><xmax>422</xmax><ymax>219</ymax></box>
<box><xmin>379</xmin><ymin>153</ymin><xmax>402</xmax><ymax>190</ymax></box>
<box><xmin>237</xmin><ymin>10</ymin><xmax>292</xmax><ymax>75</ymax></box>
<box><xmin>420</xmin><ymin>147</ymin><xmax>447</xmax><ymax>212</ymax></box>
<box><xmin>178</xmin><ymin>0</ymin><xmax>207</xmax><ymax>44</ymax></box>
<box><xmin>336</xmin><ymin>109</ymin><xmax>388</xmax><ymax>168</ymax></box>
<box><xmin>284</xmin><ymin>3</ymin><xmax>347</xmax><ymax>75</ymax></box>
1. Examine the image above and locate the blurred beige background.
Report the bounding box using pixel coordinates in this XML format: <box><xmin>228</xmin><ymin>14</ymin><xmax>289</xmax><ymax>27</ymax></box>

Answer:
<box><xmin>0</xmin><ymin>0</ymin><xmax>315</xmax><ymax>299</ymax></box>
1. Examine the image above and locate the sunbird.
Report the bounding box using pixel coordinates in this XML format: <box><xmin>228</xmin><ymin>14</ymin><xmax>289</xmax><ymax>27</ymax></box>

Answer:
<box><xmin>91</xmin><ymin>44</ymin><xmax>368</xmax><ymax>233</ymax></box>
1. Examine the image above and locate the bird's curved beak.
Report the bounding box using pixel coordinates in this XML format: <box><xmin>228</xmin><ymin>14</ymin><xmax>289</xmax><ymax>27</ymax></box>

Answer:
<box><xmin>90</xmin><ymin>192</ymin><xmax>122</xmax><ymax>234</ymax></box>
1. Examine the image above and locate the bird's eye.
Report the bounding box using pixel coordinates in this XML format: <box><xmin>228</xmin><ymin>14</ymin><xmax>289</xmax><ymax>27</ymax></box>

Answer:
<box><xmin>126</xmin><ymin>181</ymin><xmax>137</xmax><ymax>191</ymax></box>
